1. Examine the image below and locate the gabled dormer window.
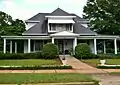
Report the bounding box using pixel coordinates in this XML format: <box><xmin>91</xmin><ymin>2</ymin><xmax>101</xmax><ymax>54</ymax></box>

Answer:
<box><xmin>49</xmin><ymin>24</ymin><xmax>73</xmax><ymax>32</ymax></box>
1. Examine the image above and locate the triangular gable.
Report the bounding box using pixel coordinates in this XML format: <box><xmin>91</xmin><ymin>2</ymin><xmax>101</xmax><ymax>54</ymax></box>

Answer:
<box><xmin>50</xmin><ymin>8</ymin><xmax>71</xmax><ymax>16</ymax></box>
<box><xmin>50</xmin><ymin>31</ymin><xmax>79</xmax><ymax>37</ymax></box>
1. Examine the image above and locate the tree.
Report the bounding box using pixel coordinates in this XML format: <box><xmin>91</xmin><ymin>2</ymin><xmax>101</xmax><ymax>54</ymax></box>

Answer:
<box><xmin>83</xmin><ymin>0</ymin><xmax>120</xmax><ymax>35</ymax></box>
<box><xmin>11</xmin><ymin>19</ymin><xmax>25</xmax><ymax>35</ymax></box>
<box><xmin>0</xmin><ymin>11</ymin><xmax>26</xmax><ymax>51</ymax></box>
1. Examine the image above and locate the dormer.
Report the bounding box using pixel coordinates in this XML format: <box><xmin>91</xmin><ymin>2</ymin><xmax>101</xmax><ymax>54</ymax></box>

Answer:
<box><xmin>45</xmin><ymin>8</ymin><xmax>76</xmax><ymax>33</ymax></box>
<box><xmin>25</xmin><ymin>20</ymin><xmax>40</xmax><ymax>30</ymax></box>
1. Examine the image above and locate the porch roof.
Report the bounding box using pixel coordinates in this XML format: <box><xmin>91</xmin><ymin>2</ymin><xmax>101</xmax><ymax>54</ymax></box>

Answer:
<box><xmin>78</xmin><ymin>35</ymin><xmax>119</xmax><ymax>39</ymax></box>
<box><xmin>1</xmin><ymin>35</ymin><xmax>119</xmax><ymax>40</ymax></box>
<box><xmin>1</xmin><ymin>36</ymin><xmax>50</xmax><ymax>40</ymax></box>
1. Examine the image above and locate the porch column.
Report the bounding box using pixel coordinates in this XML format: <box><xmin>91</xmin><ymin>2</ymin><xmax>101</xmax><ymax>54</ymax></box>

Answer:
<box><xmin>52</xmin><ymin>37</ymin><xmax>54</xmax><ymax>44</ymax></box>
<box><xmin>103</xmin><ymin>40</ymin><xmax>106</xmax><ymax>54</ymax></box>
<box><xmin>24</xmin><ymin>40</ymin><xmax>28</xmax><ymax>53</ymax></box>
<box><xmin>94</xmin><ymin>38</ymin><xmax>97</xmax><ymax>54</ymax></box>
<box><xmin>28</xmin><ymin>39</ymin><xmax>31</xmax><ymax>53</ymax></box>
<box><xmin>73</xmin><ymin>37</ymin><xmax>77</xmax><ymax>50</ymax></box>
<box><xmin>10</xmin><ymin>41</ymin><xmax>12</xmax><ymax>53</ymax></box>
<box><xmin>33</xmin><ymin>40</ymin><xmax>35</xmax><ymax>52</ymax></box>
<box><xmin>3</xmin><ymin>38</ymin><xmax>6</xmax><ymax>53</ymax></box>
<box><xmin>114</xmin><ymin>38</ymin><xmax>117</xmax><ymax>54</ymax></box>
<box><xmin>15</xmin><ymin>42</ymin><xmax>17</xmax><ymax>53</ymax></box>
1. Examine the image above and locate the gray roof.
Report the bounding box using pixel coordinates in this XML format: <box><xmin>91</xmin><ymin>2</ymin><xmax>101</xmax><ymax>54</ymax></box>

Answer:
<box><xmin>27</xmin><ymin>8</ymin><xmax>74</xmax><ymax>21</ymax></box>
<box><xmin>24</xmin><ymin>8</ymin><xmax>96</xmax><ymax>35</ymax></box>
<box><xmin>23</xmin><ymin>20</ymin><xmax>48</xmax><ymax>35</ymax></box>
<box><xmin>49</xmin><ymin>8</ymin><xmax>71</xmax><ymax>16</ymax></box>
<box><xmin>74</xmin><ymin>22</ymin><xmax>97</xmax><ymax>35</ymax></box>
<box><xmin>27</xmin><ymin>13</ymin><xmax>49</xmax><ymax>21</ymax></box>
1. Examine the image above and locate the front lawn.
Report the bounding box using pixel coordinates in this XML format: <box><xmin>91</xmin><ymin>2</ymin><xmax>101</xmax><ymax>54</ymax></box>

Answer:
<box><xmin>110</xmin><ymin>72</ymin><xmax>120</xmax><ymax>75</ymax></box>
<box><xmin>0</xmin><ymin>73</ymin><xmax>97</xmax><ymax>84</ymax></box>
<box><xmin>0</xmin><ymin>59</ymin><xmax>61</xmax><ymax>66</ymax></box>
<box><xmin>83</xmin><ymin>59</ymin><xmax>120</xmax><ymax>67</ymax></box>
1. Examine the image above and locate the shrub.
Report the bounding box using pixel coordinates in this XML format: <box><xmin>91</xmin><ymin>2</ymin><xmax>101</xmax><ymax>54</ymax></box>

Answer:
<box><xmin>97</xmin><ymin>66</ymin><xmax>120</xmax><ymax>69</ymax></box>
<box><xmin>41</xmin><ymin>43</ymin><xmax>58</xmax><ymax>59</ymax></box>
<box><xmin>0</xmin><ymin>53</ymin><xmax>22</xmax><ymax>59</ymax></box>
<box><xmin>106</xmin><ymin>48</ymin><xmax>114</xmax><ymax>53</ymax></box>
<box><xmin>23</xmin><ymin>52</ymin><xmax>40</xmax><ymax>59</ymax></box>
<box><xmin>97</xmin><ymin>54</ymin><xmax>120</xmax><ymax>59</ymax></box>
<box><xmin>0</xmin><ymin>52</ymin><xmax>42</xmax><ymax>59</ymax></box>
<box><xmin>75</xmin><ymin>43</ymin><xmax>90</xmax><ymax>59</ymax></box>
<box><xmin>0</xmin><ymin>65</ymin><xmax>72</xmax><ymax>70</ymax></box>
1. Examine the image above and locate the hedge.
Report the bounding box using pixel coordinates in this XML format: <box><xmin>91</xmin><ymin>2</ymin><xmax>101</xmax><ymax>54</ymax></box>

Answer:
<box><xmin>97</xmin><ymin>66</ymin><xmax>120</xmax><ymax>69</ymax></box>
<box><xmin>0</xmin><ymin>52</ymin><xmax>56</xmax><ymax>59</ymax></box>
<box><xmin>74</xmin><ymin>53</ymin><xmax>120</xmax><ymax>59</ymax></box>
<box><xmin>0</xmin><ymin>65</ymin><xmax>72</xmax><ymax>70</ymax></box>
<box><xmin>97</xmin><ymin>54</ymin><xmax>120</xmax><ymax>59</ymax></box>
<box><xmin>74</xmin><ymin>53</ymin><xmax>99</xmax><ymax>59</ymax></box>
<box><xmin>0</xmin><ymin>52</ymin><xmax>42</xmax><ymax>59</ymax></box>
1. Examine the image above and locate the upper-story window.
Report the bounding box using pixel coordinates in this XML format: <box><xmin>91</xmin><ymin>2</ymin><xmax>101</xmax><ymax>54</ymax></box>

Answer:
<box><xmin>49</xmin><ymin>24</ymin><xmax>72</xmax><ymax>32</ymax></box>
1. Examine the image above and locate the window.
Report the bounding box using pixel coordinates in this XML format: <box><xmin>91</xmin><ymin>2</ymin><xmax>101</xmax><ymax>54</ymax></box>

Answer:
<box><xmin>49</xmin><ymin>24</ymin><xmax>72</xmax><ymax>32</ymax></box>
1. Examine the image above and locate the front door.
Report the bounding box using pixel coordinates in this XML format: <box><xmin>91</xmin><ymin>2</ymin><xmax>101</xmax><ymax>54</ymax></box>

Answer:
<box><xmin>58</xmin><ymin>40</ymin><xmax>64</xmax><ymax>54</ymax></box>
<box><xmin>57</xmin><ymin>39</ymin><xmax>73</xmax><ymax>55</ymax></box>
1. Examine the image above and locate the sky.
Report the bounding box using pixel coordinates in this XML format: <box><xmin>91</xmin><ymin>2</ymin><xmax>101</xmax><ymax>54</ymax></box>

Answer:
<box><xmin>0</xmin><ymin>0</ymin><xmax>87</xmax><ymax>20</ymax></box>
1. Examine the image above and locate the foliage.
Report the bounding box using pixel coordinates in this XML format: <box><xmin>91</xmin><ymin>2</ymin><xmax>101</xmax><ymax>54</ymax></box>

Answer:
<box><xmin>97</xmin><ymin>65</ymin><xmax>120</xmax><ymax>69</ymax></box>
<box><xmin>41</xmin><ymin>43</ymin><xmax>59</xmax><ymax>59</ymax></box>
<box><xmin>98</xmin><ymin>54</ymin><xmax>120</xmax><ymax>59</ymax></box>
<box><xmin>83</xmin><ymin>0</ymin><xmax>120</xmax><ymax>35</ymax></box>
<box><xmin>0</xmin><ymin>52</ymin><xmax>41</xmax><ymax>59</ymax></box>
<box><xmin>0</xmin><ymin>11</ymin><xmax>25</xmax><ymax>36</ymax></box>
<box><xmin>106</xmin><ymin>48</ymin><xmax>114</xmax><ymax>53</ymax></box>
<box><xmin>0</xmin><ymin>65</ymin><xmax>72</xmax><ymax>70</ymax></box>
<box><xmin>0</xmin><ymin>11</ymin><xmax>26</xmax><ymax>51</ymax></box>
<box><xmin>74</xmin><ymin>53</ymin><xmax>99</xmax><ymax>59</ymax></box>
<box><xmin>75</xmin><ymin>43</ymin><xmax>90</xmax><ymax>59</ymax></box>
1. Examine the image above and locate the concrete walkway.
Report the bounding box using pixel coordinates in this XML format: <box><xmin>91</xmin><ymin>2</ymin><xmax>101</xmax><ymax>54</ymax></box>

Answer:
<box><xmin>60</xmin><ymin>55</ymin><xmax>106</xmax><ymax>74</ymax></box>
<box><xmin>92</xmin><ymin>74</ymin><xmax>120</xmax><ymax>85</ymax></box>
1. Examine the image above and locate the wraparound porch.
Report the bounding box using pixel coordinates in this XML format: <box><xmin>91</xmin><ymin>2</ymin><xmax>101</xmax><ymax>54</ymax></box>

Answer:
<box><xmin>1</xmin><ymin>35</ymin><xmax>119</xmax><ymax>55</ymax></box>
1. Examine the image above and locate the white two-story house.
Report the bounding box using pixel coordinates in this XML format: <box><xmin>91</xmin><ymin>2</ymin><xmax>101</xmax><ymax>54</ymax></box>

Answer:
<box><xmin>1</xmin><ymin>8</ymin><xmax>119</xmax><ymax>54</ymax></box>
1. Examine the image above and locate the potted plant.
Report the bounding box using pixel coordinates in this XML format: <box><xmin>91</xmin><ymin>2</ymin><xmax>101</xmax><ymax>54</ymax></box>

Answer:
<box><xmin>100</xmin><ymin>56</ymin><xmax>106</xmax><ymax>66</ymax></box>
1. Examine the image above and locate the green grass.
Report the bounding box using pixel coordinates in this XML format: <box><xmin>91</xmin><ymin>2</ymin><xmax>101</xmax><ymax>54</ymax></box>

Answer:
<box><xmin>83</xmin><ymin>59</ymin><xmax>120</xmax><ymax>67</ymax></box>
<box><xmin>110</xmin><ymin>72</ymin><xmax>120</xmax><ymax>75</ymax></box>
<box><xmin>0</xmin><ymin>73</ymin><xmax>96</xmax><ymax>84</ymax></box>
<box><xmin>0</xmin><ymin>59</ymin><xmax>61</xmax><ymax>66</ymax></box>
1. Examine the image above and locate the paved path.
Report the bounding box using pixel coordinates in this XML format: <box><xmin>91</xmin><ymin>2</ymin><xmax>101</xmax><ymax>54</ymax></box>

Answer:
<box><xmin>92</xmin><ymin>74</ymin><xmax>120</xmax><ymax>85</ymax></box>
<box><xmin>60</xmin><ymin>55</ymin><xmax>106</xmax><ymax>74</ymax></box>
